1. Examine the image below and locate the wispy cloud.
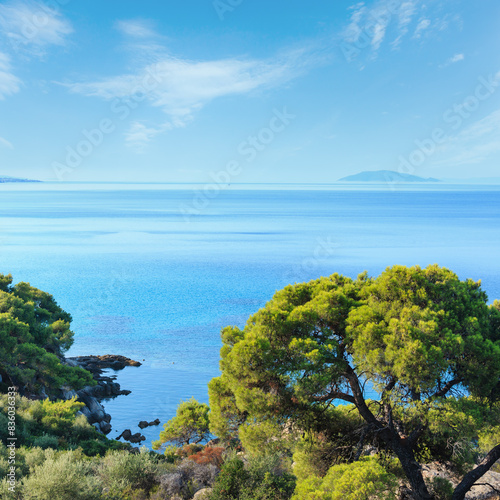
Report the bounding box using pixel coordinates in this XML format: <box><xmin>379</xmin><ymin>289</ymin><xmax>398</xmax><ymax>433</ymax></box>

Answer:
<box><xmin>413</xmin><ymin>18</ymin><xmax>431</xmax><ymax>38</ymax></box>
<box><xmin>62</xmin><ymin>30</ymin><xmax>323</xmax><ymax>147</ymax></box>
<box><xmin>341</xmin><ymin>0</ymin><xmax>460</xmax><ymax>60</ymax></box>
<box><xmin>435</xmin><ymin>107</ymin><xmax>500</xmax><ymax>167</ymax></box>
<box><xmin>0</xmin><ymin>52</ymin><xmax>21</xmax><ymax>99</ymax></box>
<box><xmin>124</xmin><ymin>121</ymin><xmax>171</xmax><ymax>152</ymax></box>
<box><xmin>0</xmin><ymin>0</ymin><xmax>73</xmax><ymax>57</ymax></box>
<box><xmin>440</xmin><ymin>53</ymin><xmax>465</xmax><ymax>68</ymax></box>
<box><xmin>344</xmin><ymin>3</ymin><xmax>367</xmax><ymax>44</ymax></box>
<box><xmin>342</xmin><ymin>0</ymin><xmax>418</xmax><ymax>57</ymax></box>
<box><xmin>115</xmin><ymin>19</ymin><xmax>158</xmax><ymax>39</ymax></box>
<box><xmin>0</xmin><ymin>1</ymin><xmax>72</xmax><ymax>100</ymax></box>
<box><xmin>0</xmin><ymin>136</ymin><xmax>14</xmax><ymax>149</ymax></box>
<box><xmin>392</xmin><ymin>1</ymin><xmax>417</xmax><ymax>48</ymax></box>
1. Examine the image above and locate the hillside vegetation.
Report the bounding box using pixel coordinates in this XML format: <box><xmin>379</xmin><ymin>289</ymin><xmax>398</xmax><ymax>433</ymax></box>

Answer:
<box><xmin>1</xmin><ymin>267</ymin><xmax>500</xmax><ymax>499</ymax></box>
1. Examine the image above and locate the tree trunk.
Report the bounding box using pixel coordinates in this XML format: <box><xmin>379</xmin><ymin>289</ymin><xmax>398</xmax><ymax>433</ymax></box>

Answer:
<box><xmin>343</xmin><ymin>367</ymin><xmax>434</xmax><ymax>499</ymax></box>
<box><xmin>391</xmin><ymin>438</ymin><xmax>434</xmax><ymax>500</ymax></box>
<box><xmin>452</xmin><ymin>443</ymin><xmax>500</xmax><ymax>500</ymax></box>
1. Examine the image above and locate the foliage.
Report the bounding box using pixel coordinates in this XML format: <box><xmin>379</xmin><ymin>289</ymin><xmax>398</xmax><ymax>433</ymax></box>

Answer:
<box><xmin>208</xmin><ymin>375</ymin><xmax>246</xmax><ymax>441</ymax></box>
<box><xmin>238</xmin><ymin>419</ymin><xmax>296</xmax><ymax>457</ymax></box>
<box><xmin>292</xmin><ymin>457</ymin><xmax>398</xmax><ymax>500</ymax></box>
<box><xmin>97</xmin><ymin>448</ymin><xmax>161</xmax><ymax>494</ymax></box>
<box><xmin>188</xmin><ymin>446</ymin><xmax>225</xmax><ymax>467</ymax></box>
<box><xmin>21</xmin><ymin>449</ymin><xmax>101</xmax><ymax>500</ymax></box>
<box><xmin>0</xmin><ymin>273</ymin><xmax>94</xmax><ymax>395</ymax></box>
<box><xmin>292</xmin><ymin>404</ymin><xmax>367</xmax><ymax>481</ymax></box>
<box><xmin>159</xmin><ymin>458</ymin><xmax>218</xmax><ymax>499</ymax></box>
<box><xmin>430</xmin><ymin>476</ymin><xmax>453</xmax><ymax>500</ymax></box>
<box><xmin>0</xmin><ymin>443</ymin><xmax>178</xmax><ymax>500</ymax></box>
<box><xmin>209</xmin><ymin>453</ymin><xmax>296</xmax><ymax>500</ymax></box>
<box><xmin>153</xmin><ymin>397</ymin><xmax>210</xmax><ymax>449</ymax></box>
<box><xmin>0</xmin><ymin>394</ymin><xmax>129</xmax><ymax>455</ymax></box>
<box><xmin>212</xmin><ymin>265</ymin><xmax>500</xmax><ymax>499</ymax></box>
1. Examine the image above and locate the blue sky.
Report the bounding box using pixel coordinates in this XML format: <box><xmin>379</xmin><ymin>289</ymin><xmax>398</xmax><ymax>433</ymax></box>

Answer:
<box><xmin>0</xmin><ymin>0</ymin><xmax>499</xmax><ymax>182</ymax></box>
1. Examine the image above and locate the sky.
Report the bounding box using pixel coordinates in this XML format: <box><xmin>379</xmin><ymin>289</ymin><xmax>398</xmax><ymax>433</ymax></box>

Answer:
<box><xmin>0</xmin><ymin>0</ymin><xmax>499</xmax><ymax>183</ymax></box>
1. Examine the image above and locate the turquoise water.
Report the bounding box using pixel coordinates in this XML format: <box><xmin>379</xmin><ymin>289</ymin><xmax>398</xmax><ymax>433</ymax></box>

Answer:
<box><xmin>1</xmin><ymin>182</ymin><xmax>499</xmax><ymax>446</ymax></box>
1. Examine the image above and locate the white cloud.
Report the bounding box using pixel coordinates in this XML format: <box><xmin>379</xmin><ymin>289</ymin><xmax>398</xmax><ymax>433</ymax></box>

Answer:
<box><xmin>397</xmin><ymin>1</ymin><xmax>416</xmax><ymax>30</ymax></box>
<box><xmin>392</xmin><ymin>1</ymin><xmax>417</xmax><ymax>48</ymax></box>
<box><xmin>413</xmin><ymin>18</ymin><xmax>431</xmax><ymax>38</ymax></box>
<box><xmin>439</xmin><ymin>53</ymin><xmax>465</xmax><ymax>69</ymax></box>
<box><xmin>371</xmin><ymin>22</ymin><xmax>387</xmax><ymax>51</ymax></box>
<box><xmin>124</xmin><ymin>121</ymin><xmax>171</xmax><ymax>152</ymax></box>
<box><xmin>344</xmin><ymin>3</ymin><xmax>367</xmax><ymax>43</ymax></box>
<box><xmin>0</xmin><ymin>136</ymin><xmax>14</xmax><ymax>149</ymax></box>
<box><xmin>435</xmin><ymin>108</ymin><xmax>500</xmax><ymax>167</ymax></box>
<box><xmin>61</xmin><ymin>16</ymin><xmax>324</xmax><ymax>148</ymax></box>
<box><xmin>450</xmin><ymin>53</ymin><xmax>464</xmax><ymax>64</ymax></box>
<box><xmin>342</xmin><ymin>0</ymin><xmax>416</xmax><ymax>57</ymax></box>
<box><xmin>342</xmin><ymin>1</ymin><xmax>459</xmax><ymax>60</ymax></box>
<box><xmin>116</xmin><ymin>19</ymin><xmax>157</xmax><ymax>39</ymax></box>
<box><xmin>63</xmin><ymin>46</ymin><xmax>319</xmax><ymax>129</ymax></box>
<box><xmin>0</xmin><ymin>52</ymin><xmax>21</xmax><ymax>99</ymax></box>
<box><xmin>0</xmin><ymin>0</ymin><xmax>73</xmax><ymax>57</ymax></box>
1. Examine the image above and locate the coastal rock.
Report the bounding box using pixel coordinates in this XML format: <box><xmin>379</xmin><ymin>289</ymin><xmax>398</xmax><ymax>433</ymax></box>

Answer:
<box><xmin>421</xmin><ymin>462</ymin><xmax>500</xmax><ymax>500</ymax></box>
<box><xmin>60</xmin><ymin>388</ymin><xmax>77</xmax><ymax>400</ymax></box>
<box><xmin>117</xmin><ymin>429</ymin><xmax>132</xmax><ymax>441</ymax></box>
<box><xmin>193</xmin><ymin>488</ymin><xmax>212</xmax><ymax>500</ymax></box>
<box><xmin>60</xmin><ymin>354</ymin><xmax>140</xmax><ymax>435</ymax></box>
<box><xmin>138</xmin><ymin>418</ymin><xmax>161</xmax><ymax>429</ymax></box>
<box><xmin>68</xmin><ymin>354</ymin><xmax>142</xmax><ymax>373</ymax></box>
<box><xmin>117</xmin><ymin>429</ymin><xmax>146</xmax><ymax>444</ymax></box>
<box><xmin>99</xmin><ymin>421</ymin><xmax>112</xmax><ymax>434</ymax></box>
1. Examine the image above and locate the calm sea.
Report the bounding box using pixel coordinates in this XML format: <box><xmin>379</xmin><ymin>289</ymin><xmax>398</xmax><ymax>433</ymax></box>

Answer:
<box><xmin>1</xmin><ymin>182</ymin><xmax>499</xmax><ymax>446</ymax></box>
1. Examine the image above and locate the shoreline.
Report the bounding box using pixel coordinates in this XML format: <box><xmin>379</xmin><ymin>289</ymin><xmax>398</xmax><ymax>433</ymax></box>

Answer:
<box><xmin>62</xmin><ymin>354</ymin><xmax>141</xmax><ymax>435</ymax></box>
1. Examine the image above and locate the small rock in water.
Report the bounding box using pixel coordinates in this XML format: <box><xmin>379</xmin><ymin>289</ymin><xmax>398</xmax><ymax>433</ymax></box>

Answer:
<box><xmin>138</xmin><ymin>418</ymin><xmax>161</xmax><ymax>429</ymax></box>
<box><xmin>117</xmin><ymin>429</ymin><xmax>146</xmax><ymax>443</ymax></box>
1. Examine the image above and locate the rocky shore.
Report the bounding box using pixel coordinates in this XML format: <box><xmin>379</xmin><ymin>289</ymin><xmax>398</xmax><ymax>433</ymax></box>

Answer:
<box><xmin>62</xmin><ymin>354</ymin><xmax>141</xmax><ymax>434</ymax></box>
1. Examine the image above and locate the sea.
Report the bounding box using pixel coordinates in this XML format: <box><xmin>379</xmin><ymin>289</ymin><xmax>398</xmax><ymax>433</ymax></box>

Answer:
<box><xmin>1</xmin><ymin>182</ymin><xmax>499</xmax><ymax>447</ymax></box>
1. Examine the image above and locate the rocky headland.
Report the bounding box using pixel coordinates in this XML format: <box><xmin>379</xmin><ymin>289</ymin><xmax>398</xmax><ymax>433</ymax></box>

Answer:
<box><xmin>62</xmin><ymin>354</ymin><xmax>141</xmax><ymax>434</ymax></box>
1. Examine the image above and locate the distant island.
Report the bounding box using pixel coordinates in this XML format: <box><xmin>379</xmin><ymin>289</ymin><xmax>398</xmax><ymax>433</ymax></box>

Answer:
<box><xmin>338</xmin><ymin>170</ymin><xmax>440</xmax><ymax>183</ymax></box>
<box><xmin>0</xmin><ymin>175</ymin><xmax>41</xmax><ymax>183</ymax></box>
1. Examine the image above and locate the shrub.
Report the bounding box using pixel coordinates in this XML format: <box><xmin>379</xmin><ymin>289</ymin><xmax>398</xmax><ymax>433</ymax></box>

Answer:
<box><xmin>21</xmin><ymin>446</ymin><xmax>47</xmax><ymax>471</ymax></box>
<box><xmin>292</xmin><ymin>457</ymin><xmax>398</xmax><ymax>500</ymax></box>
<box><xmin>159</xmin><ymin>458</ymin><xmax>219</xmax><ymax>499</ymax></box>
<box><xmin>21</xmin><ymin>450</ymin><xmax>101</xmax><ymax>500</ymax></box>
<box><xmin>97</xmin><ymin>449</ymin><xmax>160</xmax><ymax>494</ymax></box>
<box><xmin>209</xmin><ymin>458</ymin><xmax>248</xmax><ymax>499</ymax></box>
<box><xmin>0</xmin><ymin>394</ymin><xmax>130</xmax><ymax>456</ymax></box>
<box><xmin>209</xmin><ymin>454</ymin><xmax>295</xmax><ymax>500</ymax></box>
<box><xmin>32</xmin><ymin>433</ymin><xmax>60</xmax><ymax>449</ymax></box>
<box><xmin>163</xmin><ymin>444</ymin><xmax>180</xmax><ymax>463</ymax></box>
<box><xmin>430</xmin><ymin>476</ymin><xmax>453</xmax><ymax>500</ymax></box>
<box><xmin>189</xmin><ymin>446</ymin><xmax>225</xmax><ymax>467</ymax></box>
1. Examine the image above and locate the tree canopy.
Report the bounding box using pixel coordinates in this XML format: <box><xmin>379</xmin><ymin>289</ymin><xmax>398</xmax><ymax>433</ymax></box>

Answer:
<box><xmin>153</xmin><ymin>397</ymin><xmax>210</xmax><ymax>449</ymax></box>
<box><xmin>0</xmin><ymin>273</ymin><xmax>94</xmax><ymax>396</ymax></box>
<box><xmin>209</xmin><ymin>265</ymin><xmax>500</xmax><ymax>500</ymax></box>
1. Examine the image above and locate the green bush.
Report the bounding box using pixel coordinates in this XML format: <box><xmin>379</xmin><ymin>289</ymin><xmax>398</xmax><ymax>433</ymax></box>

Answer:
<box><xmin>209</xmin><ymin>457</ymin><xmax>249</xmax><ymax>499</ymax></box>
<box><xmin>0</xmin><ymin>394</ymin><xmax>130</xmax><ymax>456</ymax></box>
<box><xmin>32</xmin><ymin>433</ymin><xmax>60</xmax><ymax>449</ymax></box>
<box><xmin>430</xmin><ymin>476</ymin><xmax>453</xmax><ymax>500</ymax></box>
<box><xmin>21</xmin><ymin>449</ymin><xmax>101</xmax><ymax>500</ymax></box>
<box><xmin>97</xmin><ymin>449</ymin><xmax>161</xmax><ymax>494</ymax></box>
<box><xmin>209</xmin><ymin>453</ymin><xmax>295</xmax><ymax>500</ymax></box>
<box><xmin>292</xmin><ymin>457</ymin><xmax>398</xmax><ymax>500</ymax></box>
